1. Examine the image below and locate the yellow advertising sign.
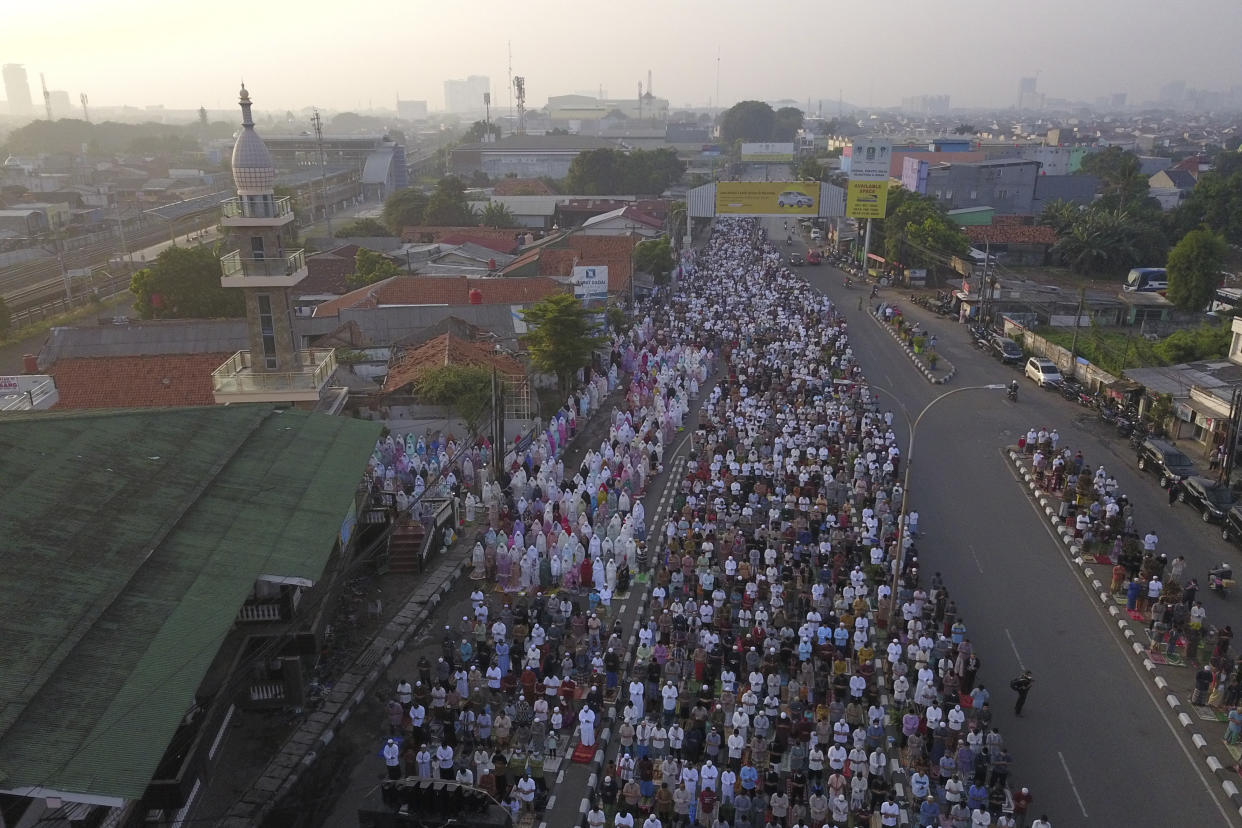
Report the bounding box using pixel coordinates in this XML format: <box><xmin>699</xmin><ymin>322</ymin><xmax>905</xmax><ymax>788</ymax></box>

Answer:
<box><xmin>846</xmin><ymin>180</ymin><xmax>889</xmax><ymax>219</ymax></box>
<box><xmin>714</xmin><ymin>182</ymin><xmax>818</xmax><ymax>216</ymax></box>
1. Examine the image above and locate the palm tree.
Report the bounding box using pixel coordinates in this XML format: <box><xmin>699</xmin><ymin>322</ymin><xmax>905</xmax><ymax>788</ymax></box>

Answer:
<box><xmin>479</xmin><ymin>202</ymin><xmax>517</xmax><ymax>228</ymax></box>
<box><xmin>667</xmin><ymin>201</ymin><xmax>688</xmax><ymax>249</ymax></box>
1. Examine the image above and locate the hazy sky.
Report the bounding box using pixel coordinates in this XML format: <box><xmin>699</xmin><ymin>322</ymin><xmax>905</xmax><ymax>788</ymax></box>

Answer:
<box><xmin>4</xmin><ymin>0</ymin><xmax>1239</xmax><ymax>113</ymax></box>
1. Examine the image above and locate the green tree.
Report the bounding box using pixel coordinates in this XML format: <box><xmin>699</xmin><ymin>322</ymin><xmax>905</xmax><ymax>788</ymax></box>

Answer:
<box><xmin>879</xmin><ymin>189</ymin><xmax>968</xmax><ymax>268</ymax></box>
<box><xmin>1038</xmin><ymin>199</ymin><xmax>1082</xmax><ymax>237</ymax></box>
<box><xmin>1080</xmin><ymin>147</ymin><xmax>1149</xmax><ymax>208</ymax></box>
<box><xmin>129</xmin><ymin>245</ymin><xmax>244</xmax><ymax>319</ymax></box>
<box><xmin>634</xmin><ymin>237</ymin><xmax>675</xmax><ymax>282</ymax></box>
<box><xmin>415</xmin><ymin>364</ymin><xmax>495</xmax><ymax>434</ymax></box>
<box><xmin>463</xmin><ymin>120</ymin><xmax>501</xmax><ymax>143</ymax></box>
<box><xmin>347</xmin><ymin>248</ymin><xmax>402</xmax><ymax>289</ymax></box>
<box><xmin>479</xmin><ymin>202</ymin><xmax>518</xmax><ymax>228</ymax></box>
<box><xmin>334</xmin><ymin>217</ymin><xmax>393</xmax><ymax>238</ymax></box>
<box><xmin>520</xmin><ymin>293</ymin><xmax>606</xmax><ymax>393</ymax></box>
<box><xmin>422</xmin><ymin>176</ymin><xmax>478</xmax><ymax>226</ymax></box>
<box><xmin>771</xmin><ymin>107</ymin><xmax>804</xmax><ymax>142</ymax></box>
<box><xmin>952</xmin><ymin>123</ymin><xmax>977</xmax><ymax>135</ymax></box>
<box><xmin>564</xmin><ymin>148</ymin><xmax>685</xmax><ymax>195</ymax></box>
<box><xmin>382</xmin><ymin>187</ymin><xmax>430</xmax><ymax>234</ymax></box>
<box><xmin>719</xmin><ymin>101</ymin><xmax>776</xmax><ymax>144</ymax></box>
<box><xmin>1049</xmin><ymin>207</ymin><xmax>1166</xmax><ymax>276</ymax></box>
<box><xmin>1172</xmin><ymin>167</ymin><xmax>1242</xmax><ymax>244</ymax></box>
<box><xmin>1166</xmin><ymin>228</ymin><xmax>1227</xmax><ymax>311</ymax></box>
<box><xmin>795</xmin><ymin>156</ymin><xmax>825</xmax><ymax>181</ymax></box>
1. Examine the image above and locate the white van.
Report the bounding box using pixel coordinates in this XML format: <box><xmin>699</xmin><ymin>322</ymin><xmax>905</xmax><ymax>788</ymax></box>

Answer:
<box><xmin>1123</xmin><ymin>268</ymin><xmax>1167</xmax><ymax>293</ymax></box>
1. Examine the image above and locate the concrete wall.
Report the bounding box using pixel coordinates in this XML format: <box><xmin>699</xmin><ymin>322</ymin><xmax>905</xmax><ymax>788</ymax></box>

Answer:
<box><xmin>1002</xmin><ymin>318</ymin><xmax>1119</xmax><ymax>391</ymax></box>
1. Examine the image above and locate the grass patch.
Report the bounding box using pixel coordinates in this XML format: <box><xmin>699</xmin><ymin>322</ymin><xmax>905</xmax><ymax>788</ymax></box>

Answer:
<box><xmin>1035</xmin><ymin>323</ymin><xmax>1230</xmax><ymax>373</ymax></box>
<box><xmin>0</xmin><ymin>291</ymin><xmax>132</xmax><ymax>348</ymax></box>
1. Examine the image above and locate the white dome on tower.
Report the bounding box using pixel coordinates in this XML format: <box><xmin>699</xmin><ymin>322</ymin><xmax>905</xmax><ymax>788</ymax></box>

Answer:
<box><xmin>231</xmin><ymin>85</ymin><xmax>276</xmax><ymax>195</ymax></box>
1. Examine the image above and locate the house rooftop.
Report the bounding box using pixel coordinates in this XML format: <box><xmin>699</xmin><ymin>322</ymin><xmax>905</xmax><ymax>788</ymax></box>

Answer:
<box><xmin>312</xmin><ymin>275</ymin><xmax>567</xmax><ymax>318</ymax></box>
<box><xmin>0</xmin><ymin>406</ymin><xmax>379</xmax><ymax>802</ymax></box>
<box><xmin>382</xmin><ymin>333</ymin><xmax>524</xmax><ymax>394</ymax></box>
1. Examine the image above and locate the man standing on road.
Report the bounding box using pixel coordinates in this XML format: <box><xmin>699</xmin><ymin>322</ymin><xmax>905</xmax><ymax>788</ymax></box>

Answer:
<box><xmin>1010</xmin><ymin>670</ymin><xmax>1033</xmax><ymax>716</ymax></box>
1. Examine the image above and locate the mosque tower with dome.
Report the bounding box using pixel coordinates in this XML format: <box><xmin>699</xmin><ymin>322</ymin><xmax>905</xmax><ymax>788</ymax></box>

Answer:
<box><xmin>211</xmin><ymin>85</ymin><xmax>337</xmax><ymax>405</ymax></box>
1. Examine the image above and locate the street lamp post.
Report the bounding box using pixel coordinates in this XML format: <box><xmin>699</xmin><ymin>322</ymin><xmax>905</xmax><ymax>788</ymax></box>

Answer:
<box><xmin>863</xmin><ymin>383</ymin><xmax>1007</xmax><ymax>628</ymax></box>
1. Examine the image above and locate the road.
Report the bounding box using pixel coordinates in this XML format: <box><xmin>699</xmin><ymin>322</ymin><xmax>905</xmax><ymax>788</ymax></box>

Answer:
<box><xmin>772</xmin><ymin>212</ymin><xmax>1239</xmax><ymax>827</ymax></box>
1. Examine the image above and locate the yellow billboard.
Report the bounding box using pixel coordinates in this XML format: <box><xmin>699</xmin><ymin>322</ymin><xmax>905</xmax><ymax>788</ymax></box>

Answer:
<box><xmin>846</xmin><ymin>180</ymin><xmax>889</xmax><ymax>219</ymax></box>
<box><xmin>714</xmin><ymin>182</ymin><xmax>818</xmax><ymax>216</ymax></box>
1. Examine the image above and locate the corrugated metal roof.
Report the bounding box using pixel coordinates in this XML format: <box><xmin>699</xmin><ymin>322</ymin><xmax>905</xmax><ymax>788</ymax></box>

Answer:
<box><xmin>0</xmin><ymin>406</ymin><xmax>380</xmax><ymax>801</ymax></box>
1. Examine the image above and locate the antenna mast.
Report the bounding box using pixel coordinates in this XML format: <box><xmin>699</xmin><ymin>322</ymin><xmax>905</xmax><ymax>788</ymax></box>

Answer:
<box><xmin>311</xmin><ymin>108</ymin><xmax>333</xmax><ymax>238</ymax></box>
<box><xmin>484</xmin><ymin>91</ymin><xmax>491</xmax><ymax>142</ymax></box>
<box><xmin>507</xmin><ymin>41</ymin><xmax>513</xmax><ymax>126</ymax></box>
<box><xmin>80</xmin><ymin>93</ymin><xmax>90</xmax><ymax>123</ymax></box>
<box><xmin>41</xmin><ymin>73</ymin><xmax>52</xmax><ymax>121</ymax></box>
<box><xmin>513</xmin><ymin>76</ymin><xmax>526</xmax><ymax>135</ymax></box>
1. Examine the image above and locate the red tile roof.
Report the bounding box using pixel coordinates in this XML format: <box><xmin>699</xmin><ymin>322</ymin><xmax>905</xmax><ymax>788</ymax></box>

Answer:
<box><xmin>51</xmin><ymin>353</ymin><xmax>231</xmax><ymax>409</ymax></box>
<box><xmin>564</xmin><ymin>233</ymin><xmax>636</xmax><ymax>291</ymax></box>
<box><xmin>965</xmin><ymin>224</ymin><xmax>1058</xmax><ymax>245</ymax></box>
<box><xmin>313</xmin><ymin>275</ymin><xmax>568</xmax><ymax>318</ymax></box>
<box><xmin>401</xmin><ymin>225</ymin><xmax>525</xmax><ymax>248</ymax></box>
<box><xmin>302</xmin><ymin>247</ymin><xmax>357</xmax><ymax>295</ymax></box>
<box><xmin>538</xmin><ymin>249</ymin><xmax>579</xmax><ymax>277</ymax></box>
<box><xmin>382</xmin><ymin>333</ymin><xmax>525</xmax><ymax>394</ymax></box>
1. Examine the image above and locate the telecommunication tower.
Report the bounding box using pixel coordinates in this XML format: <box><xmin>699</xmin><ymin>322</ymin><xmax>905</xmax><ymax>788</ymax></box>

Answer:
<box><xmin>80</xmin><ymin>93</ymin><xmax>89</xmax><ymax>122</ymax></box>
<box><xmin>513</xmin><ymin>76</ymin><xmax>526</xmax><ymax>135</ymax></box>
<box><xmin>40</xmin><ymin>73</ymin><xmax>52</xmax><ymax>120</ymax></box>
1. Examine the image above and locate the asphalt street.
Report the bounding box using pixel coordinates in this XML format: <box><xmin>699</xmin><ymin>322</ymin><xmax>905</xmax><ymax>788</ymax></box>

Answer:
<box><xmin>775</xmin><ymin>214</ymin><xmax>1239</xmax><ymax>826</ymax></box>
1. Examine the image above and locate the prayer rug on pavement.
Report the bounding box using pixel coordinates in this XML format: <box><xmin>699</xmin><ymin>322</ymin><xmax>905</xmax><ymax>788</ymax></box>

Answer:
<box><xmin>1147</xmin><ymin>651</ymin><xmax>1186</xmax><ymax>667</ymax></box>
<box><xmin>571</xmin><ymin>741</ymin><xmax>596</xmax><ymax>763</ymax></box>
<box><xmin>1224</xmin><ymin>741</ymin><xmax>1242</xmax><ymax>763</ymax></box>
<box><xmin>1093</xmin><ymin>554</ymin><xmax>1114</xmax><ymax>566</ymax></box>
<box><xmin>1194</xmin><ymin>703</ymin><xmax>1226</xmax><ymax>721</ymax></box>
<box><xmin>1128</xmin><ymin>610</ymin><xmax>1146</xmax><ymax>622</ymax></box>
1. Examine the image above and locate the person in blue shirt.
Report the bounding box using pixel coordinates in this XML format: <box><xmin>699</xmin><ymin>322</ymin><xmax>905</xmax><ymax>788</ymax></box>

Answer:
<box><xmin>919</xmin><ymin>795</ymin><xmax>941</xmax><ymax>827</ymax></box>
<box><xmin>833</xmin><ymin>623</ymin><xmax>850</xmax><ymax>650</ymax></box>
<box><xmin>798</xmin><ymin>637</ymin><xmax>812</xmax><ymax>662</ymax></box>
<box><xmin>966</xmin><ymin>781</ymin><xmax>988</xmax><ymax>812</ymax></box>
<box><xmin>739</xmin><ymin>761</ymin><xmax>759</xmax><ymax>792</ymax></box>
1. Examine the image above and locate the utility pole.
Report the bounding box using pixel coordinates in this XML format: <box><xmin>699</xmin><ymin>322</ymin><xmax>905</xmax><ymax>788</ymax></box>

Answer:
<box><xmin>861</xmin><ymin>218</ymin><xmax>872</xmax><ymax>271</ymax></box>
<box><xmin>40</xmin><ymin>73</ymin><xmax>52</xmax><ymax>121</ymax></box>
<box><xmin>1220</xmin><ymin>387</ymin><xmax>1240</xmax><ymax>485</ymax></box>
<box><xmin>1067</xmin><ymin>286</ymin><xmax>1086</xmax><ymax>379</ymax></box>
<box><xmin>311</xmin><ymin>109</ymin><xmax>333</xmax><ymax>238</ymax></box>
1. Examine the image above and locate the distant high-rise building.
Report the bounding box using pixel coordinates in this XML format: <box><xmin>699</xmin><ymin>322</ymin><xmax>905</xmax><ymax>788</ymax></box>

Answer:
<box><xmin>1110</xmin><ymin>92</ymin><xmax>1127</xmax><ymax>110</ymax></box>
<box><xmin>1159</xmin><ymin>80</ymin><xmax>1186</xmax><ymax>105</ymax></box>
<box><xmin>900</xmin><ymin>95</ymin><xmax>950</xmax><ymax>116</ymax></box>
<box><xmin>396</xmin><ymin>99</ymin><xmax>428</xmax><ymax>121</ymax></box>
<box><xmin>2</xmin><ymin>64</ymin><xmax>33</xmax><ymax>115</ymax></box>
<box><xmin>49</xmin><ymin>90</ymin><xmax>71</xmax><ymax>118</ymax></box>
<box><xmin>1017</xmin><ymin>77</ymin><xmax>1042</xmax><ymax>111</ymax></box>
<box><xmin>444</xmin><ymin>76</ymin><xmax>490</xmax><ymax>114</ymax></box>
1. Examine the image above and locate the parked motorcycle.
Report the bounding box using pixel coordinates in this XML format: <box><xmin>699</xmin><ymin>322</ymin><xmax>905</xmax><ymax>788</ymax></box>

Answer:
<box><xmin>1210</xmin><ymin>563</ymin><xmax>1235</xmax><ymax>597</ymax></box>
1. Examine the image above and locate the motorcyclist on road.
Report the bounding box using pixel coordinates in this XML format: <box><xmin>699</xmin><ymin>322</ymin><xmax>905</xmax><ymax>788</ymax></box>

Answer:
<box><xmin>1008</xmin><ymin>380</ymin><xmax>1019</xmax><ymax>400</ymax></box>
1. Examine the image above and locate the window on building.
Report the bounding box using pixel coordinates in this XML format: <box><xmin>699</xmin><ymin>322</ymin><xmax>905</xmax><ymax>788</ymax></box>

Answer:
<box><xmin>251</xmin><ymin>236</ymin><xmax>265</xmax><ymax>259</ymax></box>
<box><xmin>933</xmin><ymin>190</ymin><xmax>942</xmax><ymax>199</ymax></box>
<box><xmin>257</xmin><ymin>294</ymin><xmax>278</xmax><ymax>369</ymax></box>
<box><xmin>945</xmin><ymin>190</ymin><xmax>953</xmax><ymax>201</ymax></box>
<box><xmin>969</xmin><ymin>190</ymin><xmax>978</xmax><ymax>200</ymax></box>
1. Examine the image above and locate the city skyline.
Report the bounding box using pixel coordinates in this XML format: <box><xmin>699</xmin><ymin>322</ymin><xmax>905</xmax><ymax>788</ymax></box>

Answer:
<box><xmin>2</xmin><ymin>0</ymin><xmax>1240</xmax><ymax>115</ymax></box>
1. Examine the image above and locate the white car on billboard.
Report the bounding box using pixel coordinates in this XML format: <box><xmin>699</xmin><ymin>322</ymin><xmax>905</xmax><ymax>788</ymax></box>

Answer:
<box><xmin>777</xmin><ymin>191</ymin><xmax>814</xmax><ymax>208</ymax></box>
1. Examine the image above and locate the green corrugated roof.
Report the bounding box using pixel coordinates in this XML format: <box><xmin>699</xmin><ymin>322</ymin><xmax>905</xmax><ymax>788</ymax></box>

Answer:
<box><xmin>0</xmin><ymin>405</ymin><xmax>380</xmax><ymax>801</ymax></box>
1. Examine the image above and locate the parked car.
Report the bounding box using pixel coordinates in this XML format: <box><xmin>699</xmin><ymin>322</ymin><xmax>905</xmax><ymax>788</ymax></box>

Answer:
<box><xmin>810</xmin><ymin>228</ymin><xmax>824</xmax><ymax>241</ymax></box>
<box><xmin>805</xmin><ymin>250</ymin><xmax>822</xmax><ymax>265</ymax></box>
<box><xmin>1177</xmin><ymin>475</ymin><xmax>1236</xmax><ymax>522</ymax></box>
<box><xmin>1135</xmin><ymin>437</ymin><xmax>1197</xmax><ymax>486</ymax></box>
<box><xmin>1221</xmin><ymin>505</ymin><xmax>1242</xmax><ymax>544</ymax></box>
<box><xmin>991</xmin><ymin>336</ymin><xmax>1023</xmax><ymax>364</ymax></box>
<box><xmin>1024</xmin><ymin>357</ymin><xmax>1062</xmax><ymax>387</ymax></box>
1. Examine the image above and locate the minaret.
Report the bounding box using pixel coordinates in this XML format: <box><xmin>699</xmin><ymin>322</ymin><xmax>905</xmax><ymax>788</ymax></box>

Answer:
<box><xmin>219</xmin><ymin>84</ymin><xmax>305</xmax><ymax>374</ymax></box>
